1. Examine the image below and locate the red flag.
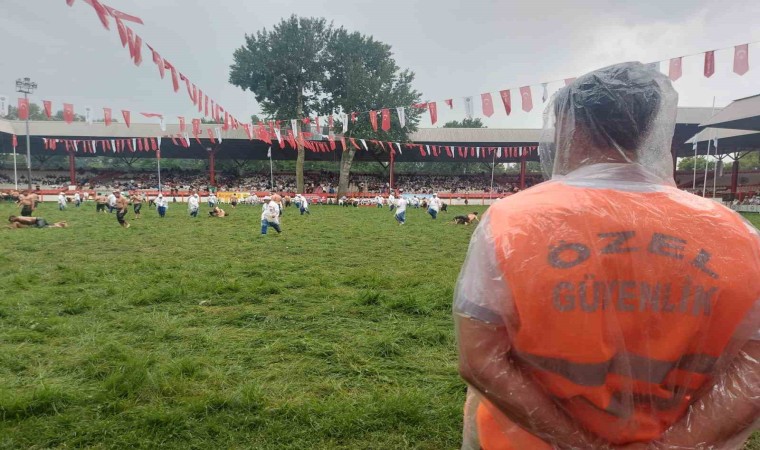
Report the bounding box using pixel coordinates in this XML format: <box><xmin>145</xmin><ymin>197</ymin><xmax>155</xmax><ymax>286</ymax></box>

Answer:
<box><xmin>127</xmin><ymin>139</ymin><xmax>134</xmax><ymax>152</ymax></box>
<box><xmin>302</xmin><ymin>117</ymin><xmax>311</xmax><ymax>126</ymax></box>
<box><xmin>115</xmin><ymin>18</ymin><xmax>128</xmax><ymax>47</ymax></box>
<box><xmin>122</xmin><ymin>110</ymin><xmax>131</xmax><ymax>127</ymax></box>
<box><xmin>286</xmin><ymin>130</ymin><xmax>296</xmax><ymax>148</ymax></box>
<box><xmin>165</xmin><ymin>61</ymin><xmax>179</xmax><ymax>92</ymax></box>
<box><xmin>520</xmin><ymin>86</ymin><xmax>533</xmax><ymax>112</ymax></box>
<box><xmin>150</xmin><ymin>137</ymin><xmax>158</xmax><ymax>151</ymax></box>
<box><xmin>446</xmin><ymin>146</ymin><xmax>453</xmax><ymax>158</ymax></box>
<box><xmin>63</xmin><ymin>103</ymin><xmax>74</xmax><ymax>124</ymax></box>
<box><xmin>192</xmin><ymin>119</ymin><xmax>200</xmax><ymax>136</ymax></box>
<box><xmin>43</xmin><ymin>100</ymin><xmax>52</xmax><ymax>118</ymax></box>
<box><xmin>126</xmin><ymin>27</ymin><xmax>135</xmax><ymax>59</ymax></box>
<box><xmin>340</xmin><ymin>137</ymin><xmax>347</xmax><ymax>152</ymax></box>
<box><xmin>178</xmin><ymin>116</ymin><xmax>186</xmax><ymax>132</ymax></box>
<box><xmin>445</xmin><ymin>99</ymin><xmax>453</xmax><ymax>109</ymax></box>
<box><xmin>207</xmin><ymin>128</ymin><xmax>216</xmax><ymax>144</ymax></box>
<box><xmin>204</xmin><ymin>95</ymin><xmax>209</xmax><ymax>117</ymax></box>
<box><xmin>413</xmin><ymin>103</ymin><xmax>428</xmax><ymax>109</ymax></box>
<box><xmin>147</xmin><ymin>44</ymin><xmax>165</xmax><ymax>79</ymax></box>
<box><xmin>668</xmin><ymin>57</ymin><xmax>682</xmax><ymax>81</ymax></box>
<box><xmin>381</xmin><ymin>109</ymin><xmax>391</xmax><ymax>131</ymax></box>
<box><xmin>419</xmin><ymin>145</ymin><xmax>426</xmax><ymax>156</ymax></box>
<box><xmin>350</xmin><ymin>112</ymin><xmax>357</xmax><ymax>122</ymax></box>
<box><xmin>704</xmin><ymin>51</ymin><xmax>715</xmax><ymax>78</ymax></box>
<box><xmin>141</xmin><ymin>112</ymin><xmax>162</xmax><ymax>119</ymax></box>
<box><xmin>103</xmin><ymin>107</ymin><xmax>112</xmax><ymax>126</ymax></box>
<box><xmin>564</xmin><ymin>78</ymin><xmax>576</xmax><ymax>86</ymax></box>
<box><xmin>100</xmin><ymin>4</ymin><xmax>143</xmax><ymax>24</ymax></box>
<box><xmin>87</xmin><ymin>0</ymin><xmax>110</xmax><ymax>30</ymax></box>
<box><xmin>499</xmin><ymin>90</ymin><xmax>512</xmax><ymax>116</ymax></box>
<box><xmin>222</xmin><ymin>111</ymin><xmax>229</xmax><ymax>131</ymax></box>
<box><xmin>350</xmin><ymin>138</ymin><xmax>360</xmax><ymax>150</ymax></box>
<box><xmin>328</xmin><ymin>115</ymin><xmax>334</xmax><ymax>130</ymax></box>
<box><xmin>17</xmin><ymin>98</ymin><xmax>29</xmax><ymax>120</ymax></box>
<box><xmin>156</xmin><ymin>147</ymin><xmax>161</xmax><ymax>160</ymax></box>
<box><xmin>369</xmin><ymin>110</ymin><xmax>378</xmax><ymax>131</ymax></box>
<box><xmin>66</xmin><ymin>0</ymin><xmax>74</xmax><ymax>5</ymax></box>
<box><xmin>171</xmin><ymin>135</ymin><xmax>179</xmax><ymax>146</ymax></box>
<box><xmin>12</xmin><ymin>134</ymin><xmax>17</xmax><ymax>148</ymax></box>
<box><xmin>481</xmin><ymin>93</ymin><xmax>494</xmax><ymax>117</ymax></box>
<box><xmin>734</xmin><ymin>44</ymin><xmax>749</xmax><ymax>76</ymax></box>
<box><xmin>193</xmin><ymin>85</ymin><xmax>199</xmax><ymax>107</ymax></box>
<box><xmin>428</xmin><ymin>102</ymin><xmax>438</xmax><ymax>125</ymax></box>
<box><xmin>137</xmin><ymin>138</ymin><xmax>144</xmax><ymax>151</ymax></box>
<box><xmin>132</xmin><ymin>34</ymin><xmax>142</xmax><ymax>66</ymax></box>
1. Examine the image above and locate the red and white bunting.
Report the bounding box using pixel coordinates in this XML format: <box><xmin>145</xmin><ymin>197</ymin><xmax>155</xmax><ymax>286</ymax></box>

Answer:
<box><xmin>734</xmin><ymin>44</ymin><xmax>749</xmax><ymax>76</ymax></box>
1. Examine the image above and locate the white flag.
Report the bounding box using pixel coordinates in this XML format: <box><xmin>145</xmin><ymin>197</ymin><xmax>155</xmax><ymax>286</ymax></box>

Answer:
<box><xmin>395</xmin><ymin>142</ymin><xmax>402</xmax><ymax>155</ymax></box>
<box><xmin>518</xmin><ymin>146</ymin><xmax>523</xmax><ymax>156</ymax></box>
<box><xmin>267</xmin><ymin>146</ymin><xmax>272</xmax><ymax>158</ymax></box>
<box><xmin>74</xmin><ymin>141</ymin><xmax>79</xmax><ymax>152</ymax></box>
<box><xmin>341</xmin><ymin>114</ymin><xmax>348</xmax><ymax>133</ymax></box>
<box><xmin>692</xmin><ymin>141</ymin><xmax>697</xmax><ymax>151</ymax></box>
<box><xmin>497</xmin><ymin>147</ymin><xmax>502</xmax><ymax>158</ymax></box>
<box><xmin>85</xmin><ymin>106</ymin><xmax>93</xmax><ymax>124</ymax></box>
<box><xmin>111</xmin><ymin>139</ymin><xmax>116</xmax><ymax>152</ymax></box>
<box><xmin>646</xmin><ymin>61</ymin><xmax>661</xmax><ymax>72</ymax></box>
<box><xmin>542</xmin><ymin>83</ymin><xmax>548</xmax><ymax>103</ymax></box>
<box><xmin>713</xmin><ymin>137</ymin><xmax>719</xmax><ymax>151</ymax></box>
<box><xmin>0</xmin><ymin>95</ymin><xmax>9</xmax><ymax>117</ymax></box>
<box><xmin>274</xmin><ymin>128</ymin><xmax>283</xmax><ymax>146</ymax></box>
<box><xmin>132</xmin><ymin>138</ymin><xmax>137</xmax><ymax>151</ymax></box>
<box><xmin>214</xmin><ymin>127</ymin><xmax>222</xmax><ymax>143</ymax></box>
<box><xmin>426</xmin><ymin>145</ymin><xmax>431</xmax><ymax>155</ymax></box>
<box><xmin>183</xmin><ymin>133</ymin><xmax>190</xmax><ymax>146</ymax></box>
<box><xmin>157</xmin><ymin>137</ymin><xmax>162</xmax><ymax>149</ymax></box>
<box><xmin>476</xmin><ymin>147</ymin><xmax>481</xmax><ymax>158</ymax></box>
<box><xmin>396</xmin><ymin>107</ymin><xmax>406</xmax><ymax>128</ymax></box>
<box><xmin>291</xmin><ymin>119</ymin><xmax>299</xmax><ymax>137</ymax></box>
<box><xmin>159</xmin><ymin>117</ymin><xmax>166</xmax><ymax>132</ymax></box>
<box><xmin>360</xmin><ymin>139</ymin><xmax>368</xmax><ymax>151</ymax></box>
<box><xmin>464</xmin><ymin>96</ymin><xmax>474</xmax><ymax>119</ymax></box>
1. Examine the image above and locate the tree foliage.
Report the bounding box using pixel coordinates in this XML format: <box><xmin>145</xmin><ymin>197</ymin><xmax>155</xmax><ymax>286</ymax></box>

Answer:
<box><xmin>321</xmin><ymin>26</ymin><xmax>421</xmax><ymax>196</ymax></box>
<box><xmin>230</xmin><ymin>15</ymin><xmax>333</xmax><ymax>193</ymax></box>
<box><xmin>442</xmin><ymin>118</ymin><xmax>485</xmax><ymax>128</ymax></box>
<box><xmin>229</xmin><ymin>17</ymin><xmax>421</xmax><ymax>196</ymax></box>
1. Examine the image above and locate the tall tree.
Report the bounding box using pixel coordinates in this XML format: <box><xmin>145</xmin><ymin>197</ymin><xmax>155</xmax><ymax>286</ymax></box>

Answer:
<box><xmin>443</xmin><ymin>118</ymin><xmax>485</xmax><ymax>128</ymax></box>
<box><xmin>229</xmin><ymin>15</ymin><xmax>332</xmax><ymax>193</ymax></box>
<box><xmin>322</xmin><ymin>27</ymin><xmax>421</xmax><ymax>197</ymax></box>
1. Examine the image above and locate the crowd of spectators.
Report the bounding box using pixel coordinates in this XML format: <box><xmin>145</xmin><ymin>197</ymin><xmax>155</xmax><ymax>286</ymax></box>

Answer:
<box><xmin>0</xmin><ymin>169</ymin><xmax>536</xmax><ymax>194</ymax></box>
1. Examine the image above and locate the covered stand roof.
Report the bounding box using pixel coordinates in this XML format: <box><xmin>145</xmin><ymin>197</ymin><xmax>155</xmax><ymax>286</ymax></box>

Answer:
<box><xmin>699</xmin><ymin>94</ymin><xmax>760</xmax><ymax>132</ymax></box>
<box><xmin>0</xmin><ymin>106</ymin><xmax>753</xmax><ymax>162</ymax></box>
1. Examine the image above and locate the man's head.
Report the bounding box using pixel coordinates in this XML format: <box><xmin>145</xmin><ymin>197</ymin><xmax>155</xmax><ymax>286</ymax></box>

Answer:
<box><xmin>544</xmin><ymin>62</ymin><xmax>677</xmax><ymax>178</ymax></box>
<box><xmin>8</xmin><ymin>215</ymin><xmax>17</xmax><ymax>222</ymax></box>
<box><xmin>115</xmin><ymin>191</ymin><xmax>121</xmax><ymax>197</ymax></box>
<box><xmin>272</xmin><ymin>194</ymin><xmax>282</xmax><ymax>203</ymax></box>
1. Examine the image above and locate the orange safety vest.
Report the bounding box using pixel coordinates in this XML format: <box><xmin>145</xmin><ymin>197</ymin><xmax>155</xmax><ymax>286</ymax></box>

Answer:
<box><xmin>478</xmin><ymin>181</ymin><xmax>760</xmax><ymax>447</ymax></box>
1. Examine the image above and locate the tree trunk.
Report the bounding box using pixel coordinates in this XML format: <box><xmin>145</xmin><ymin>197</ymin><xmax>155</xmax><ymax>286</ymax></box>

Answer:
<box><xmin>337</xmin><ymin>148</ymin><xmax>356</xmax><ymax>198</ymax></box>
<box><xmin>296</xmin><ymin>87</ymin><xmax>305</xmax><ymax>194</ymax></box>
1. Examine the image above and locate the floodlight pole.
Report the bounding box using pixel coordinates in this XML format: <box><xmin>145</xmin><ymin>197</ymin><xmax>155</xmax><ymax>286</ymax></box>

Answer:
<box><xmin>15</xmin><ymin>77</ymin><xmax>37</xmax><ymax>191</ymax></box>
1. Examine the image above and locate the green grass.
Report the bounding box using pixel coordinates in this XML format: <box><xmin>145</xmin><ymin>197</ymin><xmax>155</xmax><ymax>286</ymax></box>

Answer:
<box><xmin>0</xmin><ymin>202</ymin><xmax>757</xmax><ymax>449</ymax></box>
<box><xmin>0</xmin><ymin>201</ymin><xmax>486</xmax><ymax>449</ymax></box>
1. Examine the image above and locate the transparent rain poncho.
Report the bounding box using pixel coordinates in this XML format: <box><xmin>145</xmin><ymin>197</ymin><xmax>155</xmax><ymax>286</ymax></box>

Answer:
<box><xmin>454</xmin><ymin>62</ymin><xmax>760</xmax><ymax>449</ymax></box>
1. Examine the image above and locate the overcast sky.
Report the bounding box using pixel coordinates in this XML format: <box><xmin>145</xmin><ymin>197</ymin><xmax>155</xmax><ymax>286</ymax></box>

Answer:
<box><xmin>1</xmin><ymin>0</ymin><xmax>759</xmax><ymax>130</ymax></box>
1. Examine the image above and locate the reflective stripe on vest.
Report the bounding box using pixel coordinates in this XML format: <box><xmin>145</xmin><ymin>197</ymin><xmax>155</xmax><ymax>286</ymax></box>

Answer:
<box><xmin>486</xmin><ymin>182</ymin><xmax>760</xmax><ymax>444</ymax></box>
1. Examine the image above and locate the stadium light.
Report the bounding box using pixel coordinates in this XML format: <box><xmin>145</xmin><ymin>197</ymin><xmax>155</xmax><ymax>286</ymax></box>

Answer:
<box><xmin>15</xmin><ymin>77</ymin><xmax>38</xmax><ymax>190</ymax></box>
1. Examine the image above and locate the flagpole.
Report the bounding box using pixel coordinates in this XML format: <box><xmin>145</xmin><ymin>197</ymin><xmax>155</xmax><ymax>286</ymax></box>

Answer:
<box><xmin>691</xmin><ymin>140</ymin><xmax>698</xmax><ymax>190</ymax></box>
<box><xmin>157</xmin><ymin>153</ymin><xmax>162</xmax><ymax>193</ymax></box>
<box><xmin>12</xmin><ymin>145</ymin><xmax>18</xmax><ymax>190</ymax></box>
<box><xmin>489</xmin><ymin>150</ymin><xmax>496</xmax><ymax>201</ymax></box>
<box><xmin>702</xmin><ymin>138</ymin><xmax>712</xmax><ymax>198</ymax></box>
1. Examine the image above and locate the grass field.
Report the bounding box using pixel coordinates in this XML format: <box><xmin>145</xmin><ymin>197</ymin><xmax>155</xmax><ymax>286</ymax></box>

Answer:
<box><xmin>0</xmin><ymin>201</ymin><xmax>758</xmax><ymax>449</ymax></box>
